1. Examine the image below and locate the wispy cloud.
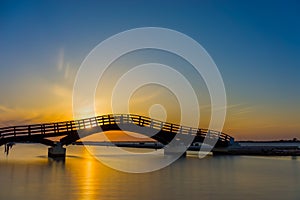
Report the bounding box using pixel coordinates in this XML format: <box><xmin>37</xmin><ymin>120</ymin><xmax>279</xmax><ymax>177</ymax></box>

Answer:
<box><xmin>199</xmin><ymin>103</ymin><xmax>251</xmax><ymax>112</ymax></box>
<box><xmin>0</xmin><ymin>105</ymin><xmax>41</xmax><ymax>126</ymax></box>
<box><xmin>56</xmin><ymin>48</ymin><xmax>76</xmax><ymax>81</ymax></box>
<box><xmin>52</xmin><ymin>84</ymin><xmax>72</xmax><ymax>98</ymax></box>
<box><xmin>57</xmin><ymin>48</ymin><xmax>64</xmax><ymax>71</ymax></box>
<box><xmin>230</xmin><ymin>105</ymin><xmax>256</xmax><ymax>116</ymax></box>
<box><xmin>0</xmin><ymin>105</ymin><xmax>14</xmax><ymax>113</ymax></box>
<box><xmin>0</xmin><ymin>101</ymin><xmax>73</xmax><ymax>127</ymax></box>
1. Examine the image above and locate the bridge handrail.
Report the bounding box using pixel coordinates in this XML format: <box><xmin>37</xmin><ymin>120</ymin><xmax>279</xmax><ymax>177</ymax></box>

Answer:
<box><xmin>0</xmin><ymin>114</ymin><xmax>234</xmax><ymax>142</ymax></box>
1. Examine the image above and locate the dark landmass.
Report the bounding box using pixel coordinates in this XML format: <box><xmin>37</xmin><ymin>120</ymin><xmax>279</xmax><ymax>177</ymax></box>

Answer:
<box><xmin>237</xmin><ymin>138</ymin><xmax>299</xmax><ymax>143</ymax></box>
<box><xmin>216</xmin><ymin>139</ymin><xmax>300</xmax><ymax>156</ymax></box>
<box><xmin>13</xmin><ymin>139</ymin><xmax>300</xmax><ymax>156</ymax></box>
<box><xmin>74</xmin><ymin>140</ymin><xmax>300</xmax><ymax>156</ymax></box>
<box><xmin>215</xmin><ymin>145</ymin><xmax>300</xmax><ymax>156</ymax></box>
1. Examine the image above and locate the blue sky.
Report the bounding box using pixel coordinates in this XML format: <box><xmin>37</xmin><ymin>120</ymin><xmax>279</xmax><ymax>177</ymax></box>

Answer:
<box><xmin>0</xmin><ymin>0</ymin><xmax>299</xmax><ymax>140</ymax></box>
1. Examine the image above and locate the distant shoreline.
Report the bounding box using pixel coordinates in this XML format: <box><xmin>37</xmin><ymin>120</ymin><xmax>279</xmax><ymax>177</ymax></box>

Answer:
<box><xmin>9</xmin><ymin>140</ymin><xmax>300</xmax><ymax>156</ymax></box>
<box><xmin>73</xmin><ymin>140</ymin><xmax>300</xmax><ymax>156</ymax></box>
<box><xmin>237</xmin><ymin>140</ymin><xmax>299</xmax><ymax>143</ymax></box>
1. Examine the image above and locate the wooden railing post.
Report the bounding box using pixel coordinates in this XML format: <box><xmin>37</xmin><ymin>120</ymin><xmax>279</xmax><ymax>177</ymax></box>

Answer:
<box><xmin>127</xmin><ymin>114</ymin><xmax>130</xmax><ymax>124</ymax></box>
<box><xmin>207</xmin><ymin>130</ymin><xmax>210</xmax><ymax>138</ymax></box>
<box><xmin>83</xmin><ymin>120</ymin><xmax>86</xmax><ymax>129</ymax></box>
<box><xmin>120</xmin><ymin>115</ymin><xmax>123</xmax><ymax>124</ymax></box>
<box><xmin>197</xmin><ymin>129</ymin><xmax>201</xmax><ymax>136</ymax></box>
<box><xmin>66</xmin><ymin>122</ymin><xmax>69</xmax><ymax>132</ymax></box>
<box><xmin>89</xmin><ymin>118</ymin><xmax>92</xmax><ymax>127</ymax></box>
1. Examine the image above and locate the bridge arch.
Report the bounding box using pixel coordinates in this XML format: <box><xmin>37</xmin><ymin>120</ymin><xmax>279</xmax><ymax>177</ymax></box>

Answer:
<box><xmin>0</xmin><ymin>114</ymin><xmax>234</xmax><ymax>152</ymax></box>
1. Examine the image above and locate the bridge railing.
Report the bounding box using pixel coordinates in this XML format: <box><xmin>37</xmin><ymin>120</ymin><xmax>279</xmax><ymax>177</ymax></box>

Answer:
<box><xmin>106</xmin><ymin>114</ymin><xmax>232</xmax><ymax>143</ymax></box>
<box><xmin>0</xmin><ymin>114</ymin><xmax>233</xmax><ymax>143</ymax></box>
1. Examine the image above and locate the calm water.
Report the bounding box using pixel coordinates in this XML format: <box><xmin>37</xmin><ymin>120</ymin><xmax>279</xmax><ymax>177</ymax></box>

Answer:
<box><xmin>0</xmin><ymin>144</ymin><xmax>300</xmax><ymax>200</ymax></box>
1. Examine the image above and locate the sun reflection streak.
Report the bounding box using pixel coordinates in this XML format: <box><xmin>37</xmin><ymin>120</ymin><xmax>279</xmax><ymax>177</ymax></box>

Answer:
<box><xmin>73</xmin><ymin>146</ymin><xmax>123</xmax><ymax>200</ymax></box>
<box><xmin>77</xmin><ymin>148</ymin><xmax>98</xmax><ymax>200</ymax></box>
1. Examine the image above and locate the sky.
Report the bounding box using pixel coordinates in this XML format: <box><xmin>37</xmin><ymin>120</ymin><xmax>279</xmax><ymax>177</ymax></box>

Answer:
<box><xmin>0</xmin><ymin>0</ymin><xmax>299</xmax><ymax>140</ymax></box>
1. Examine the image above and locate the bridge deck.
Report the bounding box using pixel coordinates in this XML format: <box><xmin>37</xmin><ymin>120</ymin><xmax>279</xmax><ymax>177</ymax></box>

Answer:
<box><xmin>0</xmin><ymin>114</ymin><xmax>234</xmax><ymax>147</ymax></box>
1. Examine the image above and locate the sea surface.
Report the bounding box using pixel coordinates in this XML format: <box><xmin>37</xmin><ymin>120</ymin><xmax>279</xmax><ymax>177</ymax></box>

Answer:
<box><xmin>0</xmin><ymin>144</ymin><xmax>300</xmax><ymax>200</ymax></box>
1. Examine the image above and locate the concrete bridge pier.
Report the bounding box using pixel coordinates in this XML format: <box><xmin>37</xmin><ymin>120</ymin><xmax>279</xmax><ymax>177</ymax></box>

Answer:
<box><xmin>164</xmin><ymin>144</ymin><xmax>187</xmax><ymax>158</ymax></box>
<box><xmin>48</xmin><ymin>142</ymin><xmax>66</xmax><ymax>158</ymax></box>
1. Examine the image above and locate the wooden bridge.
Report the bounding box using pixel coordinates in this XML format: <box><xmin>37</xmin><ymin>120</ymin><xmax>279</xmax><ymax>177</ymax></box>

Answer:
<box><xmin>0</xmin><ymin>114</ymin><xmax>234</xmax><ymax>157</ymax></box>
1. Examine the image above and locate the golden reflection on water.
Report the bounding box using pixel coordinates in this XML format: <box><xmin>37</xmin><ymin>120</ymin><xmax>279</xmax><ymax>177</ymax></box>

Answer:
<box><xmin>68</xmin><ymin>146</ymin><xmax>116</xmax><ymax>200</ymax></box>
<box><xmin>1</xmin><ymin>144</ymin><xmax>300</xmax><ymax>200</ymax></box>
<box><xmin>77</xmin><ymin>149</ymin><xmax>98</xmax><ymax>200</ymax></box>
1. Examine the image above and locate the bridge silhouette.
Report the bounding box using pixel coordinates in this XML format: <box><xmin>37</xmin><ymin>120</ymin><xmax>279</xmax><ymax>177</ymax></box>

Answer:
<box><xmin>0</xmin><ymin>114</ymin><xmax>234</xmax><ymax>158</ymax></box>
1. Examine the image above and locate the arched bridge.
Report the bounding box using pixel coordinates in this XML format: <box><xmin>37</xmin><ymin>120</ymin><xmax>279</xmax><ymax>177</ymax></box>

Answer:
<box><xmin>0</xmin><ymin>114</ymin><xmax>234</xmax><ymax>157</ymax></box>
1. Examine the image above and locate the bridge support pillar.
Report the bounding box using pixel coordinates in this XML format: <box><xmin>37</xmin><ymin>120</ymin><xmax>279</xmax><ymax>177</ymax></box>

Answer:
<box><xmin>164</xmin><ymin>144</ymin><xmax>187</xmax><ymax>158</ymax></box>
<box><xmin>48</xmin><ymin>143</ymin><xmax>66</xmax><ymax>158</ymax></box>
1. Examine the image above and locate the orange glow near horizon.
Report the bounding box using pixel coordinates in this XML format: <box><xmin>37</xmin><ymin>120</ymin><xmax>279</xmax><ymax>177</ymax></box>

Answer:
<box><xmin>0</xmin><ymin>92</ymin><xmax>299</xmax><ymax>141</ymax></box>
<box><xmin>0</xmin><ymin>74</ymin><xmax>299</xmax><ymax>141</ymax></box>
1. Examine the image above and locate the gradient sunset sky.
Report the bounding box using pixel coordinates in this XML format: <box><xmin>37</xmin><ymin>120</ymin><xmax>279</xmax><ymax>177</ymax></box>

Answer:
<box><xmin>0</xmin><ymin>0</ymin><xmax>299</xmax><ymax>140</ymax></box>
